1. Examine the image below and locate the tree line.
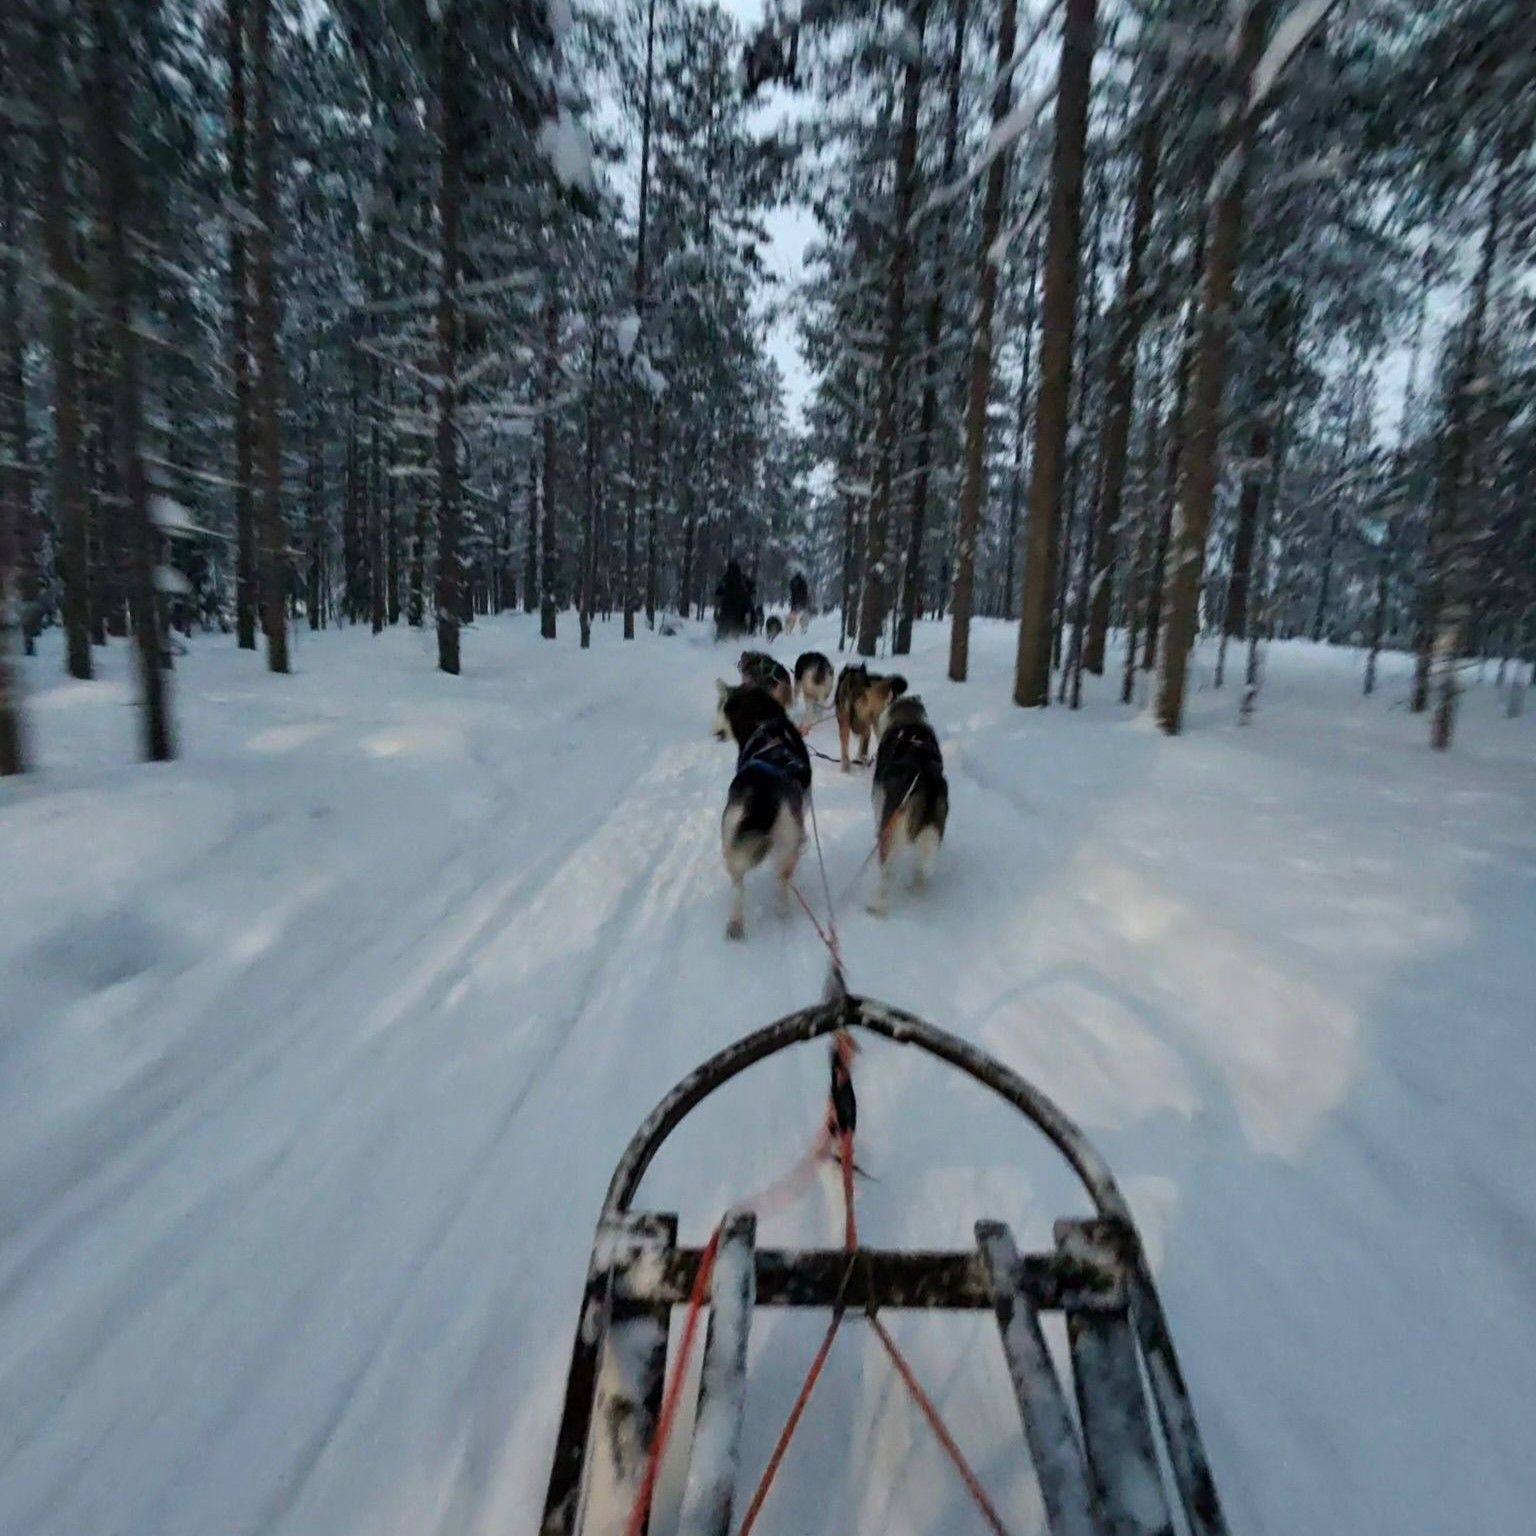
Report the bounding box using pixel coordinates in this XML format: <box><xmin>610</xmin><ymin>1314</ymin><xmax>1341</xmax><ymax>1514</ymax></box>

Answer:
<box><xmin>2</xmin><ymin>0</ymin><xmax>1533</xmax><ymax>777</ymax></box>
<box><xmin>0</xmin><ymin>0</ymin><xmax>806</xmax><ymax>770</ymax></box>
<box><xmin>792</xmin><ymin>0</ymin><xmax>1533</xmax><ymax>742</ymax></box>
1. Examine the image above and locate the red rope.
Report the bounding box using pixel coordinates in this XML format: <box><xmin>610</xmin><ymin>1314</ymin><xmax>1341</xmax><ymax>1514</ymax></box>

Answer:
<box><xmin>867</xmin><ymin>1315</ymin><xmax>1013</xmax><ymax>1536</ymax></box>
<box><xmin>733</xmin><ymin>1307</ymin><xmax>845</xmax><ymax>1536</ymax></box>
<box><xmin>622</xmin><ymin>1224</ymin><xmax>722</xmax><ymax>1536</ymax></box>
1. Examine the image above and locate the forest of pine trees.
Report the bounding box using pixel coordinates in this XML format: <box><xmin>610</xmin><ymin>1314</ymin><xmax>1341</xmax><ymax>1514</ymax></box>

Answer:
<box><xmin>0</xmin><ymin>0</ymin><xmax>1532</xmax><ymax>775</ymax></box>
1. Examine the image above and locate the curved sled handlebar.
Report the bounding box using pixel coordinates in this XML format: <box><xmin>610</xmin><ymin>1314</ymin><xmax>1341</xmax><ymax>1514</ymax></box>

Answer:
<box><xmin>606</xmin><ymin>993</ymin><xmax>1132</xmax><ymax>1224</ymax></box>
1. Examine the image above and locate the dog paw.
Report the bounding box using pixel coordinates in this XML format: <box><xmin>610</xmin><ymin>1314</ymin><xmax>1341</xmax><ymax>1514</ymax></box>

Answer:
<box><xmin>725</xmin><ymin>917</ymin><xmax>746</xmax><ymax>941</ymax></box>
<box><xmin>866</xmin><ymin>900</ymin><xmax>888</xmax><ymax>918</ymax></box>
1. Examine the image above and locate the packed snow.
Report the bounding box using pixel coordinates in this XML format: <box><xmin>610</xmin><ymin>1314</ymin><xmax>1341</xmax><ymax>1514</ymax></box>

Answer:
<box><xmin>1</xmin><ymin>614</ymin><xmax>1533</xmax><ymax>1536</ymax></box>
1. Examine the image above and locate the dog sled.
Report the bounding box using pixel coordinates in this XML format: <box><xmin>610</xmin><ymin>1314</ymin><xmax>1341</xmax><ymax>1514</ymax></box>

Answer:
<box><xmin>540</xmin><ymin>993</ymin><xmax>1228</xmax><ymax>1536</ymax></box>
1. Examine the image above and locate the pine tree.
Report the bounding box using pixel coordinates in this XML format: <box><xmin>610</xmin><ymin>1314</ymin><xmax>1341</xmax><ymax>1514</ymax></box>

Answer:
<box><xmin>1013</xmin><ymin>0</ymin><xmax>1097</xmax><ymax>706</ymax></box>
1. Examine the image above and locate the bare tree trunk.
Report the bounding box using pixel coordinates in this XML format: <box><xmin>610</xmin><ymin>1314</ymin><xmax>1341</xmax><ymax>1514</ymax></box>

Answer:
<box><xmin>225</xmin><ymin>0</ymin><xmax>258</xmax><ymax>650</ymax></box>
<box><xmin>1223</xmin><ymin>293</ymin><xmax>1290</xmax><ymax>640</ymax></box>
<box><xmin>385</xmin><ymin>378</ymin><xmax>400</xmax><ymax>623</ymax></box>
<box><xmin>624</xmin><ymin>0</ymin><xmax>657</xmax><ymax>641</ymax></box>
<box><xmin>1140</xmin><ymin>183</ymin><xmax>1212</xmax><ymax>675</ymax></box>
<box><xmin>1430</xmin><ymin>131</ymin><xmax>1514</xmax><ymax>750</ymax></box>
<box><xmin>1012</xmin><ymin>0</ymin><xmax>1097</xmax><ymax>705</ymax></box>
<box><xmin>1002</xmin><ymin>233</ymin><xmax>1040</xmax><ymax>623</ymax></box>
<box><xmin>894</xmin><ymin>0</ymin><xmax>967</xmax><ymax>656</ymax></box>
<box><xmin>1121</xmin><ymin>388</ymin><xmax>1165</xmax><ymax>705</ymax></box>
<box><xmin>644</xmin><ymin>408</ymin><xmax>660</xmax><ymax>629</ymax></box>
<box><xmin>858</xmin><ymin>0</ymin><xmax>929</xmax><ymax>658</ymax></box>
<box><xmin>368</xmin><ymin>304</ymin><xmax>385</xmax><ymax>636</ymax></box>
<box><xmin>250</xmin><ymin>0</ymin><xmax>289</xmax><ymax>672</ymax></box>
<box><xmin>579</xmin><ymin>331</ymin><xmax>599</xmax><ymax>650</ymax></box>
<box><xmin>88</xmin><ymin>0</ymin><xmax>174</xmax><ymax>758</ymax></box>
<box><xmin>434</xmin><ymin>7</ymin><xmax>463</xmax><ymax>674</ymax></box>
<box><xmin>1240</xmin><ymin>291</ymin><xmax>1303</xmax><ymax>721</ymax></box>
<box><xmin>523</xmin><ymin>450</ymin><xmax>538</xmax><ymax>614</ymax></box>
<box><xmin>540</xmin><ymin>287</ymin><xmax>559</xmax><ymax>641</ymax></box>
<box><xmin>1363</xmin><ymin>525</ymin><xmax>1391</xmax><ymax>696</ymax></box>
<box><xmin>306</xmin><ymin>384</ymin><xmax>324</xmax><ymax>632</ymax></box>
<box><xmin>0</xmin><ymin>169</ymin><xmax>24</xmax><ymax>772</ymax></box>
<box><xmin>1154</xmin><ymin>0</ymin><xmax>1272</xmax><ymax>736</ymax></box>
<box><xmin>38</xmin><ymin>10</ymin><xmax>92</xmax><ymax>680</ymax></box>
<box><xmin>1083</xmin><ymin>97</ymin><xmax>1161</xmax><ymax>674</ymax></box>
<box><xmin>948</xmin><ymin>0</ymin><xmax>1024</xmax><ymax>680</ymax></box>
<box><xmin>1063</xmin><ymin>179</ymin><xmax>1109</xmax><ymax>706</ymax></box>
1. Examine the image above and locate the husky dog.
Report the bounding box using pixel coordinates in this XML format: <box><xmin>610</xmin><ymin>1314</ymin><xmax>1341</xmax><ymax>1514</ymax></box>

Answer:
<box><xmin>868</xmin><ymin>696</ymin><xmax>948</xmax><ymax>916</ymax></box>
<box><xmin>738</xmin><ymin>649</ymin><xmax>794</xmax><ymax>709</ymax></box>
<box><xmin>714</xmin><ymin>683</ymin><xmax>812</xmax><ymax>940</ymax></box>
<box><xmin>764</xmin><ymin>614</ymin><xmax>783</xmax><ymax>643</ymax></box>
<box><xmin>795</xmin><ymin>651</ymin><xmax>834</xmax><ymax>715</ymax></box>
<box><xmin>833</xmin><ymin>662</ymin><xmax>907</xmax><ymax>772</ymax></box>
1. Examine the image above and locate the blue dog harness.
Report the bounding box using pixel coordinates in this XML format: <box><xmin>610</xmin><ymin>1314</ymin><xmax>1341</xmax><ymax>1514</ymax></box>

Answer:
<box><xmin>737</xmin><ymin>720</ymin><xmax>812</xmax><ymax>789</ymax></box>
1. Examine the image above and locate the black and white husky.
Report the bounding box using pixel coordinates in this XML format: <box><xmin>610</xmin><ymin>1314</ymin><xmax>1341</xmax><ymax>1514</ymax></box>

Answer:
<box><xmin>714</xmin><ymin>682</ymin><xmax>813</xmax><ymax>940</ymax></box>
<box><xmin>868</xmin><ymin>696</ymin><xmax>948</xmax><ymax>916</ymax></box>
<box><xmin>794</xmin><ymin>651</ymin><xmax>834</xmax><ymax>715</ymax></box>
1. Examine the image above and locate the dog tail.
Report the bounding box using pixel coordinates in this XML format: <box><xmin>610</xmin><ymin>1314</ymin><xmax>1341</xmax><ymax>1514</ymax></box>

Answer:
<box><xmin>884</xmin><ymin>766</ymin><xmax>946</xmax><ymax>845</ymax></box>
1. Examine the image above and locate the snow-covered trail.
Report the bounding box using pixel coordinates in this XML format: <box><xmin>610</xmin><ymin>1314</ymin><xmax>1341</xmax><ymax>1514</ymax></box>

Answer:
<box><xmin>1</xmin><ymin>616</ymin><xmax>1533</xmax><ymax>1536</ymax></box>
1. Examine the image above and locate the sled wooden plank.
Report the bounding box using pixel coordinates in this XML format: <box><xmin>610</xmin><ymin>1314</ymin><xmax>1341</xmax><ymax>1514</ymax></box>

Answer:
<box><xmin>676</xmin><ymin>1212</ymin><xmax>756</xmax><ymax>1536</ymax></box>
<box><xmin>630</xmin><ymin>1245</ymin><xmax>1115</xmax><ymax>1313</ymax></box>
<box><xmin>977</xmin><ymin>1221</ymin><xmax>1099</xmax><ymax>1536</ymax></box>
<box><xmin>554</xmin><ymin>1212</ymin><xmax>676</xmax><ymax>1536</ymax></box>
<box><xmin>1125</xmin><ymin>1267</ymin><xmax>1230</xmax><ymax>1536</ymax></box>
<box><xmin>1051</xmin><ymin>1220</ymin><xmax>1171</xmax><ymax>1536</ymax></box>
<box><xmin>1066</xmin><ymin>1308</ymin><xmax>1172</xmax><ymax>1536</ymax></box>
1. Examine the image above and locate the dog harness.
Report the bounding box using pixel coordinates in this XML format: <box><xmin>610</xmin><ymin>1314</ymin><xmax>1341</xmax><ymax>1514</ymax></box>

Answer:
<box><xmin>737</xmin><ymin>719</ymin><xmax>812</xmax><ymax>788</ymax></box>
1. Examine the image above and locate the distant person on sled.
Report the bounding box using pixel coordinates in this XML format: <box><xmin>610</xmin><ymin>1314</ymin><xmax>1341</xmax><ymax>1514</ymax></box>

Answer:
<box><xmin>715</xmin><ymin>559</ymin><xmax>753</xmax><ymax>640</ymax></box>
<box><xmin>787</xmin><ymin>571</ymin><xmax>811</xmax><ymax>633</ymax></box>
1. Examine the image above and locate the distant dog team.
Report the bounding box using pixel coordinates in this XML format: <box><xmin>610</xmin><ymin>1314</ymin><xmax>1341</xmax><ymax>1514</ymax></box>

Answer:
<box><xmin>715</xmin><ymin>645</ymin><xmax>945</xmax><ymax>937</ymax></box>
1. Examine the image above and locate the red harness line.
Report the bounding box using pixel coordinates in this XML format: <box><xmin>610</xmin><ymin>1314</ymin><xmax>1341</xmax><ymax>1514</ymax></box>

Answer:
<box><xmin>622</xmin><ymin>1225</ymin><xmax>722</xmax><ymax>1536</ymax></box>
<box><xmin>623</xmin><ymin>811</ymin><xmax>1000</xmax><ymax>1536</ymax></box>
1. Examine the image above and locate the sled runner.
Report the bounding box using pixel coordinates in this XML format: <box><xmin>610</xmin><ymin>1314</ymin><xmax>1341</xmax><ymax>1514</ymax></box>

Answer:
<box><xmin>540</xmin><ymin>994</ymin><xmax>1228</xmax><ymax>1536</ymax></box>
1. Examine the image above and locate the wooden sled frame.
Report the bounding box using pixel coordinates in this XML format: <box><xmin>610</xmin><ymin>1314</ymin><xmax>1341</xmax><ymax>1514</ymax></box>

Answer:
<box><xmin>540</xmin><ymin>994</ymin><xmax>1230</xmax><ymax>1536</ymax></box>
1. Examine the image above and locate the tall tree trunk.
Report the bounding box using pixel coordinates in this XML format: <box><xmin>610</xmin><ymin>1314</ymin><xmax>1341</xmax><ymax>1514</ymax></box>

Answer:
<box><xmin>579</xmin><ymin>332</ymin><xmax>600</xmax><ymax>651</ymax></box>
<box><xmin>1363</xmin><ymin>525</ymin><xmax>1391</xmax><ymax>697</ymax></box>
<box><xmin>894</xmin><ymin>0</ymin><xmax>967</xmax><ymax>656</ymax></box>
<box><xmin>1141</xmin><ymin>179</ymin><xmax>1212</xmax><ymax>673</ymax></box>
<box><xmin>368</xmin><ymin>307</ymin><xmax>385</xmax><ymax>636</ymax></box>
<box><xmin>88</xmin><ymin>0</ymin><xmax>173</xmax><ymax>758</ymax></box>
<box><xmin>1310</xmin><ymin>363</ymin><xmax>1364</xmax><ymax>645</ymax></box>
<box><xmin>524</xmin><ymin>448</ymin><xmax>538</xmax><ymax>615</ymax></box>
<box><xmin>38</xmin><ymin>10</ymin><xmax>92</xmax><ymax>680</ymax></box>
<box><xmin>0</xmin><ymin>168</ymin><xmax>23</xmax><ymax>772</ymax></box>
<box><xmin>1062</xmin><ymin>177</ymin><xmax>1109</xmax><ymax>705</ymax></box>
<box><xmin>1002</xmin><ymin>232</ymin><xmax>1040</xmax><ymax>624</ymax></box>
<box><xmin>434</xmin><ymin>6</ymin><xmax>463</xmax><ymax>674</ymax></box>
<box><xmin>1011</xmin><ymin>0</ymin><xmax>1097</xmax><ymax>704</ymax></box>
<box><xmin>644</xmin><ymin>408</ymin><xmax>661</xmax><ymax>629</ymax></box>
<box><xmin>226</xmin><ymin>0</ymin><xmax>258</xmax><ymax>650</ymax></box>
<box><xmin>250</xmin><ymin>0</ymin><xmax>288</xmax><ymax>672</ymax></box>
<box><xmin>386</xmin><ymin>403</ymin><xmax>400</xmax><ymax>626</ymax></box>
<box><xmin>1121</xmin><ymin>388</ymin><xmax>1165</xmax><ymax>704</ymax></box>
<box><xmin>946</xmin><ymin>0</ymin><xmax>1020</xmax><ymax>680</ymax></box>
<box><xmin>1223</xmin><ymin>292</ymin><xmax>1291</xmax><ymax>639</ymax></box>
<box><xmin>1083</xmin><ymin>97</ymin><xmax>1162</xmax><ymax>674</ymax></box>
<box><xmin>306</xmin><ymin>387</ymin><xmax>324</xmax><ymax>631</ymax></box>
<box><xmin>540</xmin><ymin>287</ymin><xmax>559</xmax><ymax>641</ymax></box>
<box><xmin>1429</xmin><ymin>131</ymin><xmax>1513</xmax><ymax>750</ymax></box>
<box><xmin>858</xmin><ymin>0</ymin><xmax>929</xmax><ymax>658</ymax></box>
<box><xmin>625</xmin><ymin>0</ymin><xmax>657</xmax><ymax>641</ymax></box>
<box><xmin>1154</xmin><ymin>0</ymin><xmax>1273</xmax><ymax>736</ymax></box>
